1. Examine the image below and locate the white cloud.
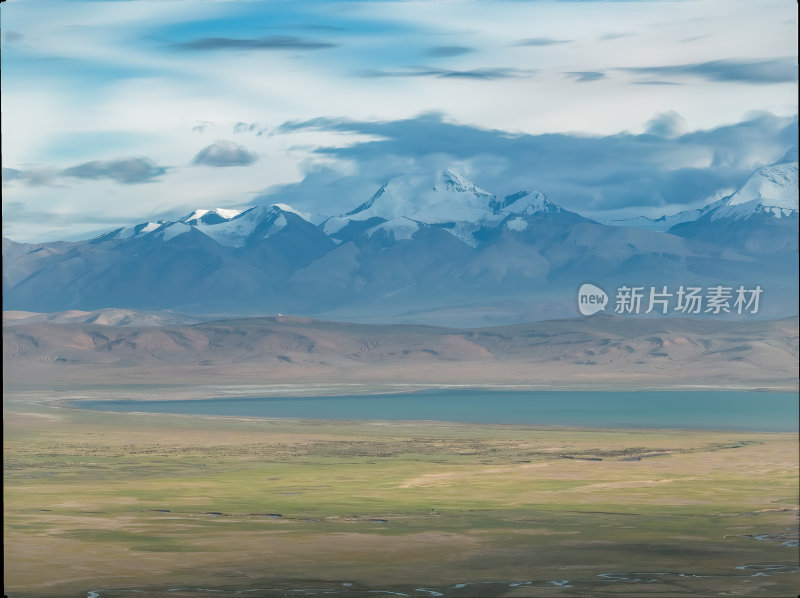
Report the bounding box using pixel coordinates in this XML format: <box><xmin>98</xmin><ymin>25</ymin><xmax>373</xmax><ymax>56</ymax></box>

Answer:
<box><xmin>1</xmin><ymin>0</ymin><xmax>797</xmax><ymax>241</ymax></box>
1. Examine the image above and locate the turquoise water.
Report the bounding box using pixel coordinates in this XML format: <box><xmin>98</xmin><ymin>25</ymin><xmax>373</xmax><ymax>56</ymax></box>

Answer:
<box><xmin>74</xmin><ymin>390</ymin><xmax>798</xmax><ymax>432</ymax></box>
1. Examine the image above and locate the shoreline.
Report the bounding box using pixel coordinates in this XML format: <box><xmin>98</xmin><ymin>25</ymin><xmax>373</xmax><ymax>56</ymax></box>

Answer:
<box><xmin>52</xmin><ymin>388</ymin><xmax>800</xmax><ymax>435</ymax></box>
<box><xmin>6</xmin><ymin>379</ymin><xmax>799</xmax><ymax>403</ymax></box>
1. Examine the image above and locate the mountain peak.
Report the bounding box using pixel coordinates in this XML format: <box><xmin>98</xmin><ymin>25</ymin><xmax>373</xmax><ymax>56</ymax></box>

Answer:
<box><xmin>342</xmin><ymin>170</ymin><xmax>496</xmax><ymax>225</ymax></box>
<box><xmin>90</xmin><ymin>220</ymin><xmax>164</xmax><ymax>243</ymax></box>
<box><xmin>181</xmin><ymin>208</ymin><xmax>243</xmax><ymax>225</ymax></box>
<box><xmin>491</xmin><ymin>190</ymin><xmax>561</xmax><ymax>216</ymax></box>
<box><xmin>433</xmin><ymin>169</ymin><xmax>493</xmax><ymax>199</ymax></box>
<box><xmin>627</xmin><ymin>153</ymin><xmax>800</xmax><ymax>232</ymax></box>
<box><xmin>716</xmin><ymin>159</ymin><xmax>798</xmax><ymax>219</ymax></box>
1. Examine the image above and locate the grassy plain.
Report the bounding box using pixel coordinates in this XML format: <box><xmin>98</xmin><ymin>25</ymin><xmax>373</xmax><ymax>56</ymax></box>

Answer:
<box><xmin>3</xmin><ymin>387</ymin><xmax>799</xmax><ymax>597</ymax></box>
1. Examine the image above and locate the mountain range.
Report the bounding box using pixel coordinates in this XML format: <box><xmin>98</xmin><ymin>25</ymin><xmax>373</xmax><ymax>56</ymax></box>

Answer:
<box><xmin>3</xmin><ymin>152</ymin><xmax>798</xmax><ymax>326</ymax></box>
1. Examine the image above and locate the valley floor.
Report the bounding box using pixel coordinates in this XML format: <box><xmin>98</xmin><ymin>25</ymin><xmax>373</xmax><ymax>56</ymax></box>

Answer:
<box><xmin>3</xmin><ymin>384</ymin><xmax>799</xmax><ymax>597</ymax></box>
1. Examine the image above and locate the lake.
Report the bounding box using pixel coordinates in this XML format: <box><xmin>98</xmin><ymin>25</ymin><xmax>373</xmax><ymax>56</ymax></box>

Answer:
<box><xmin>73</xmin><ymin>389</ymin><xmax>799</xmax><ymax>432</ymax></box>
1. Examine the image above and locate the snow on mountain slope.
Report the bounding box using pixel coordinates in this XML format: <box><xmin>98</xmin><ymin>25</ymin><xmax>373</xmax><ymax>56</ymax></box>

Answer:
<box><xmin>343</xmin><ymin>170</ymin><xmax>562</xmax><ymax>246</ymax></box>
<box><xmin>492</xmin><ymin>190</ymin><xmax>561</xmax><ymax>216</ymax></box>
<box><xmin>146</xmin><ymin>203</ymin><xmax>321</xmax><ymax>248</ymax></box>
<box><xmin>85</xmin><ymin>170</ymin><xmax>568</xmax><ymax>249</ymax></box>
<box><xmin>366</xmin><ymin>217</ymin><xmax>420</xmax><ymax>241</ymax></box>
<box><xmin>192</xmin><ymin>205</ymin><xmax>287</xmax><ymax>247</ymax></box>
<box><xmin>4</xmin><ymin>161</ymin><xmax>798</xmax><ymax>320</ymax></box>
<box><xmin>181</xmin><ymin>208</ymin><xmax>243</xmax><ymax>225</ymax></box>
<box><xmin>340</xmin><ymin>170</ymin><xmax>496</xmax><ymax>245</ymax></box>
<box><xmin>122</xmin><ymin>221</ymin><xmax>163</xmax><ymax>238</ymax></box>
<box><xmin>664</xmin><ymin>151</ymin><xmax>798</xmax><ymax>254</ymax></box>
<box><xmin>86</xmin><ymin>204</ymin><xmax>322</xmax><ymax>248</ymax></box>
<box><xmin>322</xmin><ymin>216</ymin><xmax>350</xmax><ymax>236</ymax></box>
<box><xmin>614</xmin><ymin>150</ymin><xmax>798</xmax><ymax>231</ymax></box>
<box><xmin>711</xmin><ymin>159</ymin><xmax>798</xmax><ymax>220</ymax></box>
<box><xmin>271</xmin><ymin>203</ymin><xmax>327</xmax><ymax>226</ymax></box>
<box><xmin>346</xmin><ymin>169</ymin><xmax>496</xmax><ymax>225</ymax></box>
<box><xmin>612</xmin><ymin>200</ymin><xmax>727</xmax><ymax>231</ymax></box>
<box><xmin>160</xmin><ymin>221</ymin><xmax>194</xmax><ymax>242</ymax></box>
<box><xmin>91</xmin><ymin>221</ymin><xmax>166</xmax><ymax>243</ymax></box>
<box><xmin>435</xmin><ymin>169</ymin><xmax>494</xmax><ymax>198</ymax></box>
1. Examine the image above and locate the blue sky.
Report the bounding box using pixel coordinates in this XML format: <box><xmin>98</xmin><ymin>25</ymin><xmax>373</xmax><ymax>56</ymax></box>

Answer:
<box><xmin>1</xmin><ymin>0</ymin><xmax>797</xmax><ymax>241</ymax></box>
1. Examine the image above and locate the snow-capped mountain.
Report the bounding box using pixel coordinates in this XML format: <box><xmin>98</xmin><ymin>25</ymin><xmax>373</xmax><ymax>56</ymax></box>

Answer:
<box><xmin>709</xmin><ymin>154</ymin><xmax>798</xmax><ymax>221</ymax></box>
<box><xmin>92</xmin><ymin>220</ymin><xmax>167</xmax><ymax>243</ymax></box>
<box><xmin>667</xmin><ymin>150</ymin><xmax>798</xmax><ymax>253</ymax></box>
<box><xmin>2</xmin><ymin>161</ymin><xmax>797</xmax><ymax>324</ymax></box>
<box><xmin>615</xmin><ymin>149</ymin><xmax>798</xmax><ymax>232</ymax></box>
<box><xmin>324</xmin><ymin>169</ymin><xmax>500</xmax><ymax>246</ymax></box>
<box><xmin>91</xmin><ymin>203</ymin><xmax>326</xmax><ymax>249</ymax></box>
<box><xmin>181</xmin><ymin>208</ymin><xmax>243</xmax><ymax>226</ymax></box>
<box><xmin>188</xmin><ymin>205</ymin><xmax>291</xmax><ymax>247</ymax></box>
<box><xmin>343</xmin><ymin>169</ymin><xmax>495</xmax><ymax>221</ymax></box>
<box><xmin>325</xmin><ymin>169</ymin><xmax>576</xmax><ymax>247</ymax></box>
<box><xmin>90</xmin><ymin>169</ymin><xmax>582</xmax><ymax>250</ymax></box>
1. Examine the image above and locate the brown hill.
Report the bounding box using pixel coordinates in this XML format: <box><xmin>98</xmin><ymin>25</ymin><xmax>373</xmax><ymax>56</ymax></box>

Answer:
<box><xmin>4</xmin><ymin>312</ymin><xmax>797</xmax><ymax>391</ymax></box>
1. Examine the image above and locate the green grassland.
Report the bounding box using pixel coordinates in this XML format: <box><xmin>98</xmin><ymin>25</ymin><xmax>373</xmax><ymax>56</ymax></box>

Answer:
<box><xmin>3</xmin><ymin>392</ymin><xmax>799</xmax><ymax>597</ymax></box>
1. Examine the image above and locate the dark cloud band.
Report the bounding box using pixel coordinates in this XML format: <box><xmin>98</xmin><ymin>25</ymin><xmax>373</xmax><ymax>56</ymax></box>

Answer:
<box><xmin>172</xmin><ymin>36</ymin><xmax>335</xmax><ymax>51</ymax></box>
<box><xmin>564</xmin><ymin>71</ymin><xmax>606</xmax><ymax>83</ymax></box>
<box><xmin>62</xmin><ymin>158</ymin><xmax>167</xmax><ymax>184</ymax></box>
<box><xmin>426</xmin><ymin>46</ymin><xmax>474</xmax><ymax>57</ymax></box>
<box><xmin>358</xmin><ymin>66</ymin><xmax>534</xmax><ymax>80</ymax></box>
<box><xmin>622</xmin><ymin>57</ymin><xmax>796</xmax><ymax>84</ymax></box>
<box><xmin>4</xmin><ymin>158</ymin><xmax>169</xmax><ymax>186</ymax></box>
<box><xmin>192</xmin><ymin>141</ymin><xmax>257</xmax><ymax>167</ymax></box>
<box><xmin>273</xmin><ymin>112</ymin><xmax>797</xmax><ymax>215</ymax></box>
<box><xmin>514</xmin><ymin>37</ymin><xmax>571</xmax><ymax>46</ymax></box>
